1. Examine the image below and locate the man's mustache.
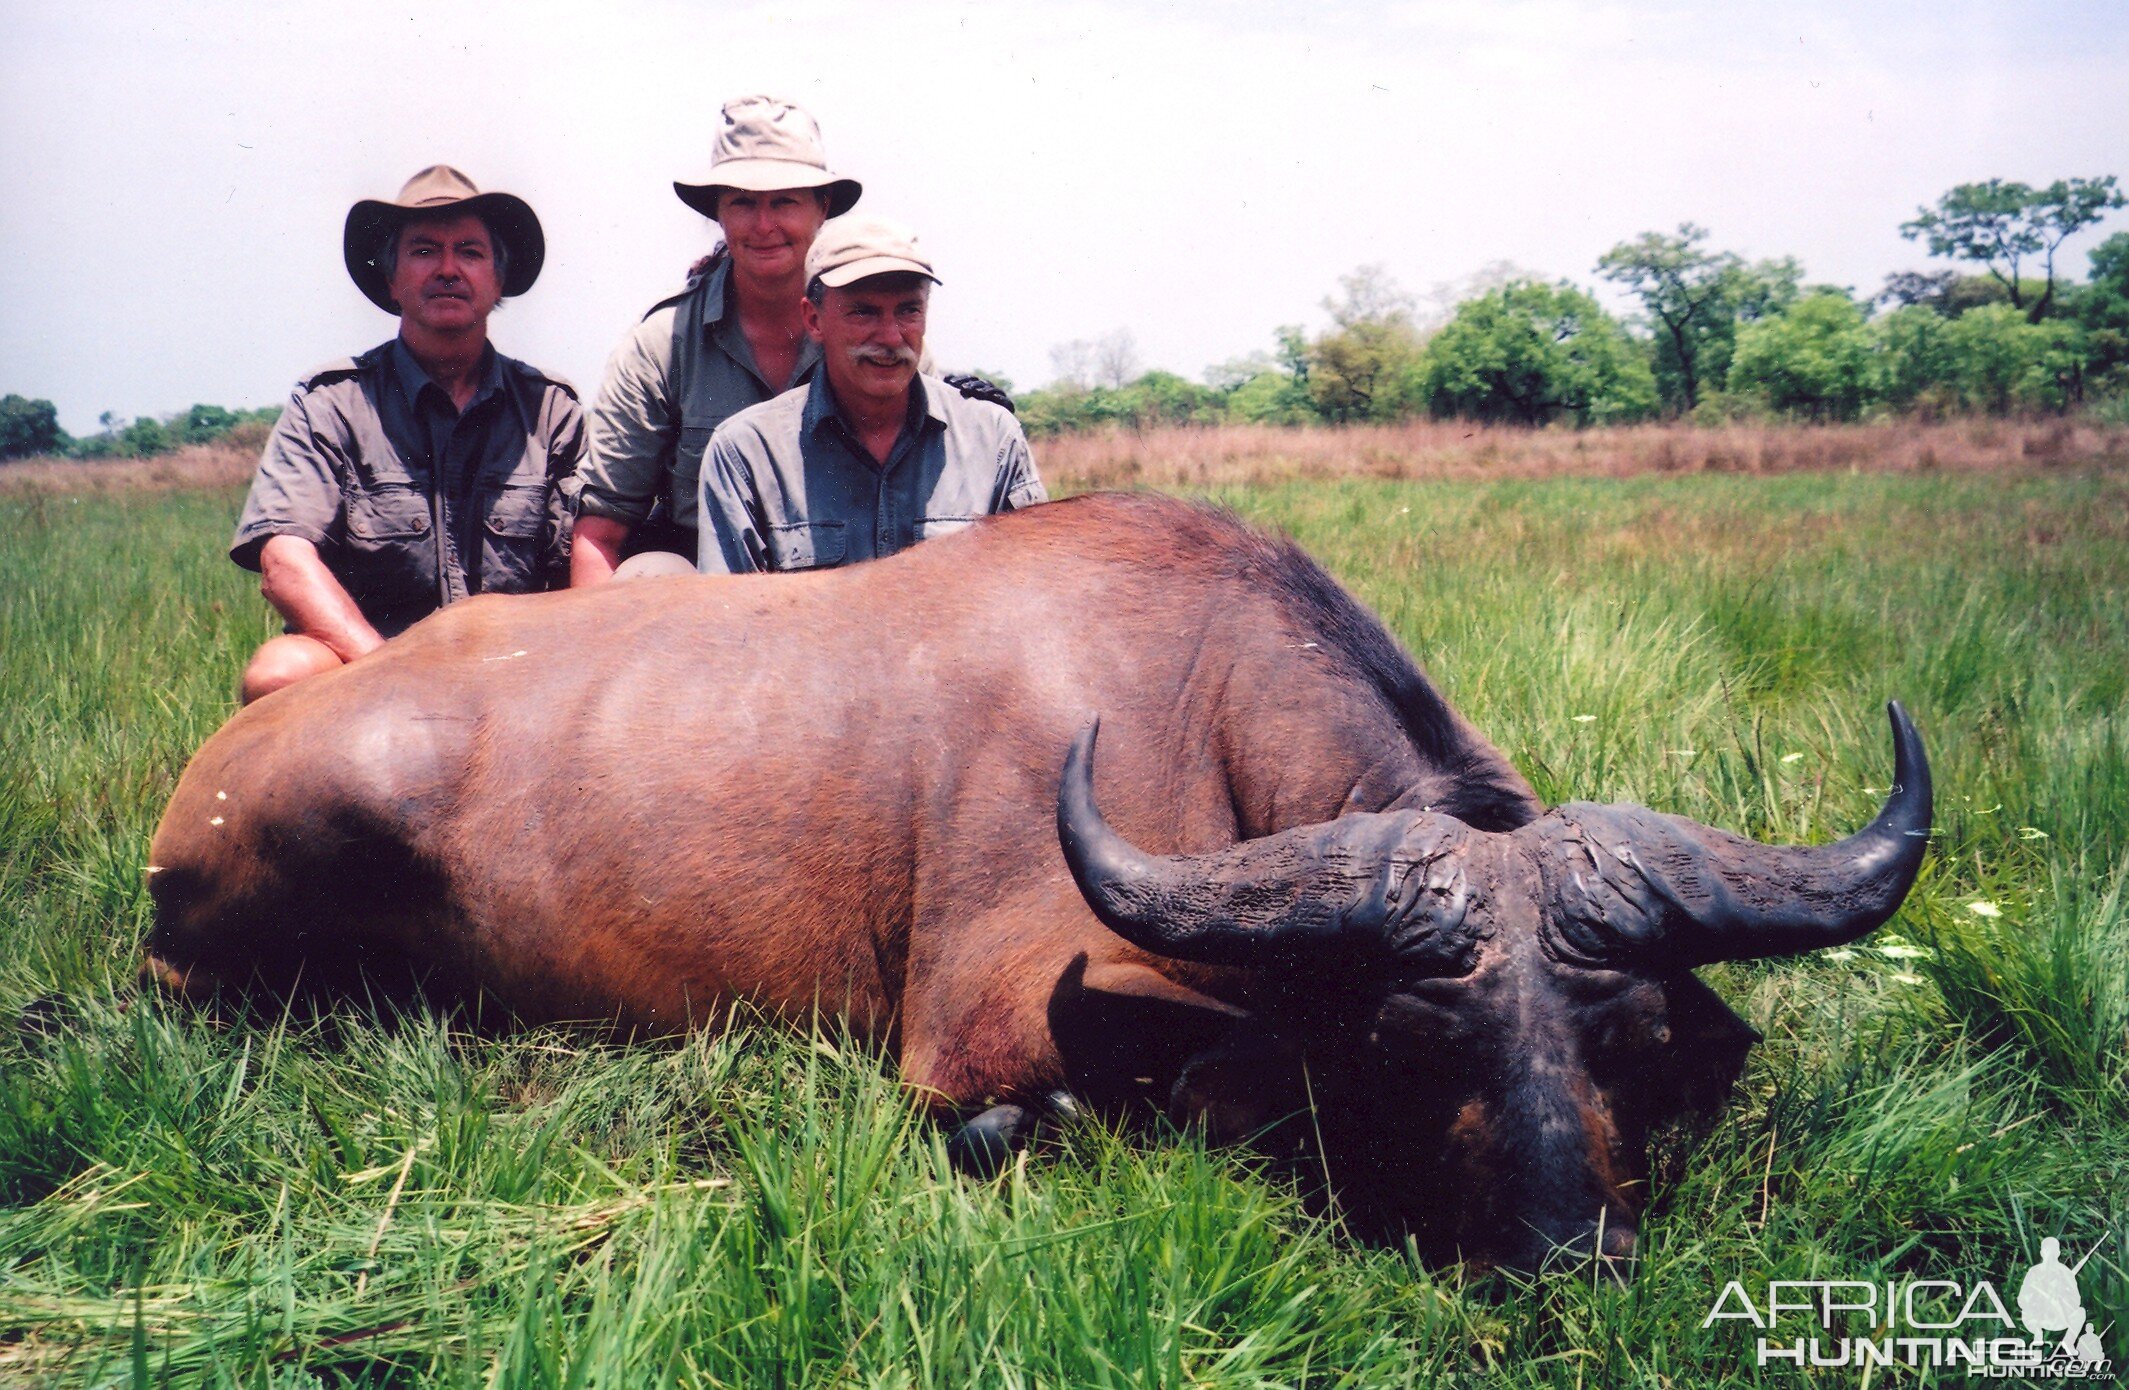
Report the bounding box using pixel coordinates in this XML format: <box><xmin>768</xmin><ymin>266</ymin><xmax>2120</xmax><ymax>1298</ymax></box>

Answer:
<box><xmin>847</xmin><ymin>344</ymin><xmax>919</xmax><ymax>370</ymax></box>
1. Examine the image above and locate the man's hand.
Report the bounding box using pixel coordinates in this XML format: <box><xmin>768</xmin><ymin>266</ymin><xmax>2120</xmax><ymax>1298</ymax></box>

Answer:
<box><xmin>944</xmin><ymin>374</ymin><xmax>1016</xmax><ymax>415</ymax></box>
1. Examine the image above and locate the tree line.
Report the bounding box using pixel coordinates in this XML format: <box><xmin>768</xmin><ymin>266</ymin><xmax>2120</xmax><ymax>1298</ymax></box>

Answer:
<box><xmin>1016</xmin><ymin>175</ymin><xmax>2129</xmax><ymax>434</ymax></box>
<box><xmin>0</xmin><ymin>399</ymin><xmax>279</xmax><ymax>463</ymax></box>
<box><xmin>7</xmin><ymin>176</ymin><xmax>2123</xmax><ymax>460</ymax></box>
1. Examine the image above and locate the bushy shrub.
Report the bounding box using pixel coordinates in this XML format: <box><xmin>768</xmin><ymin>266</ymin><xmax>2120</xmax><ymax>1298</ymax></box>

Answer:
<box><xmin>1419</xmin><ymin>280</ymin><xmax>1657</xmax><ymax>426</ymax></box>
<box><xmin>0</xmin><ymin>395</ymin><xmax>66</xmax><ymax>460</ymax></box>
<box><xmin>1870</xmin><ymin>304</ymin><xmax>1958</xmax><ymax>410</ymax></box>
<box><xmin>1729</xmin><ymin>291</ymin><xmax>1876</xmax><ymax>421</ymax></box>
<box><xmin>1943</xmin><ymin>305</ymin><xmax>2078</xmax><ymax>413</ymax></box>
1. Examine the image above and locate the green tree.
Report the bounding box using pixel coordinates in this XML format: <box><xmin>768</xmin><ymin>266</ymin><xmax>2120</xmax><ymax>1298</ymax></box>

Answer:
<box><xmin>1117</xmin><ymin>370</ymin><xmax>1225</xmax><ymax>427</ymax></box>
<box><xmin>1204</xmin><ymin>351</ymin><xmax>1311</xmax><ymax>425</ymax></box>
<box><xmin>1597</xmin><ymin>224</ymin><xmax>1801</xmax><ymax>412</ymax></box>
<box><xmin>1224</xmin><ymin>370</ymin><xmax>1313</xmax><ymax>424</ymax></box>
<box><xmin>179</xmin><ymin>402</ymin><xmax>240</xmax><ymax>445</ymax></box>
<box><xmin>1728</xmin><ymin>291</ymin><xmax>1876</xmax><ymax>421</ymax></box>
<box><xmin>1419</xmin><ymin>280</ymin><xmax>1656</xmax><ymax>426</ymax></box>
<box><xmin>1596</xmin><ymin>224</ymin><xmax>1727</xmax><ymax>412</ymax></box>
<box><xmin>1307</xmin><ymin>266</ymin><xmax>1425</xmax><ymax>423</ymax></box>
<box><xmin>1940</xmin><ymin>304</ymin><xmax>2079</xmax><ymax>413</ymax></box>
<box><xmin>1870</xmin><ymin>305</ymin><xmax>1957</xmax><ymax>410</ymax></box>
<box><xmin>1900</xmin><ymin>176</ymin><xmax>2125</xmax><ymax>321</ymax></box>
<box><xmin>1273</xmin><ymin>324</ymin><xmax>1311</xmax><ymax>392</ymax></box>
<box><xmin>119</xmin><ymin>416</ymin><xmax>175</xmax><ymax>457</ymax></box>
<box><xmin>0</xmin><ymin>394</ymin><xmax>66</xmax><ymax>459</ymax></box>
<box><xmin>2071</xmin><ymin>231</ymin><xmax>2129</xmax><ymax>387</ymax></box>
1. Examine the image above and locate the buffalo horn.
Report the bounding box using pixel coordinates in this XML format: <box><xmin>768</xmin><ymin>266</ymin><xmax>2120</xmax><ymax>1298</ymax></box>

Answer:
<box><xmin>1056</xmin><ymin>719</ymin><xmax>1481</xmax><ymax>974</ymax></box>
<box><xmin>1544</xmin><ymin>701</ymin><xmax>1933</xmax><ymax>969</ymax></box>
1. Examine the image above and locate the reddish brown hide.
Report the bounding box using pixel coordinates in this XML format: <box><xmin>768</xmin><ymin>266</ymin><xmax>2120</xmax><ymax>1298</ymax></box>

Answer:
<box><xmin>147</xmin><ymin>492</ymin><xmax>1927</xmax><ymax>1269</ymax></box>
<box><xmin>149</xmin><ymin>493</ymin><xmax>1535</xmax><ymax>1077</ymax></box>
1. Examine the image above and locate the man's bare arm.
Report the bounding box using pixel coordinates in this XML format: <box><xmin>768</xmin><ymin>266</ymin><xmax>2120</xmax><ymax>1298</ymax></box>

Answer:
<box><xmin>257</xmin><ymin>535</ymin><xmax>386</xmax><ymax>661</ymax></box>
<box><xmin>571</xmin><ymin>514</ymin><xmax>632</xmax><ymax>585</ymax></box>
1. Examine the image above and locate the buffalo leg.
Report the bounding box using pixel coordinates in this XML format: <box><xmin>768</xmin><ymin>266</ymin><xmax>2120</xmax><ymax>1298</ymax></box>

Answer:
<box><xmin>1044</xmin><ymin>954</ymin><xmax>1251</xmax><ymax>1112</ymax></box>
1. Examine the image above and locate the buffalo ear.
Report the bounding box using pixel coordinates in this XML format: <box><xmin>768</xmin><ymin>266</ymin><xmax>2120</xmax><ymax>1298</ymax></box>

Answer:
<box><xmin>1170</xmin><ymin>1020</ymin><xmax>1310</xmax><ymax>1148</ymax></box>
<box><xmin>1047</xmin><ymin>954</ymin><xmax>1251</xmax><ymax>1112</ymax></box>
<box><xmin>1654</xmin><ymin>973</ymin><xmax>1762</xmax><ymax>1116</ymax></box>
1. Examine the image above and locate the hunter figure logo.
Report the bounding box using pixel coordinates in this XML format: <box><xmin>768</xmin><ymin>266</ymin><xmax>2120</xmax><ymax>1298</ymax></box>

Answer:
<box><xmin>2019</xmin><ymin>1238</ymin><xmax>2111</xmax><ymax>1374</ymax></box>
<box><xmin>1703</xmin><ymin>1233</ymin><xmax>2115</xmax><ymax>1378</ymax></box>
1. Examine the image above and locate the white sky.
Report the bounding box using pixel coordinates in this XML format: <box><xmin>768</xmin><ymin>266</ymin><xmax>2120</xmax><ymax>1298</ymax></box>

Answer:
<box><xmin>3</xmin><ymin>0</ymin><xmax>2125</xmax><ymax>434</ymax></box>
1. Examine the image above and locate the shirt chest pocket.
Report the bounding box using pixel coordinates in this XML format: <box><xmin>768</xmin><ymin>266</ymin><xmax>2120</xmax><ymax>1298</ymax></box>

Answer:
<box><xmin>484</xmin><ymin>485</ymin><xmax>546</xmax><ymax>539</ymax></box>
<box><xmin>766</xmin><ymin>520</ymin><xmax>847</xmax><ymax>571</ymax></box>
<box><xmin>345</xmin><ymin>484</ymin><xmax>431</xmax><ymax>542</ymax></box>
<box><xmin>338</xmin><ymin>483</ymin><xmax>434</xmax><ymax>619</ymax></box>
<box><xmin>479</xmin><ymin>484</ymin><xmax>550</xmax><ymax>593</ymax></box>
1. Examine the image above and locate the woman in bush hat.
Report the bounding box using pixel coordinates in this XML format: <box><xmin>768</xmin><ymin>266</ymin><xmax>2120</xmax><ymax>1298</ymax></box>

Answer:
<box><xmin>574</xmin><ymin>96</ymin><xmax>860</xmax><ymax>579</ymax></box>
<box><xmin>574</xmin><ymin>96</ymin><xmax>1009</xmax><ymax>580</ymax></box>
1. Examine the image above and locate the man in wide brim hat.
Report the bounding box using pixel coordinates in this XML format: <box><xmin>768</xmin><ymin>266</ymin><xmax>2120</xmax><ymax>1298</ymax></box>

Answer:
<box><xmin>343</xmin><ymin>164</ymin><xmax>546</xmax><ymax>312</ymax></box>
<box><xmin>228</xmin><ymin>165</ymin><xmax>583</xmax><ymax>706</ymax></box>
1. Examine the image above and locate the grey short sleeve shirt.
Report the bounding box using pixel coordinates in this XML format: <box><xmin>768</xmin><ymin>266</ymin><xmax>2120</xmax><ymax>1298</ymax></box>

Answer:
<box><xmin>578</xmin><ymin>259</ymin><xmax>821</xmax><ymax>531</ymax></box>
<box><xmin>697</xmin><ymin>373</ymin><xmax>1046</xmax><ymax>574</ymax></box>
<box><xmin>230</xmin><ymin>339</ymin><xmax>585</xmax><ymax>637</ymax></box>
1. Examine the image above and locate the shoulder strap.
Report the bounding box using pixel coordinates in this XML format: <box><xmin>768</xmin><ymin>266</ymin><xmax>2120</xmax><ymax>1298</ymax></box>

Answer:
<box><xmin>504</xmin><ymin>356</ymin><xmax>579</xmax><ymax>402</ymax></box>
<box><xmin>295</xmin><ymin>356</ymin><xmax>363</xmax><ymax>392</ymax></box>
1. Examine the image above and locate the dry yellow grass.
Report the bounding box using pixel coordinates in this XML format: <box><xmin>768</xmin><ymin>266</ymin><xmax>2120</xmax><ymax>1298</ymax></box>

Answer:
<box><xmin>1040</xmin><ymin>416</ymin><xmax>2129</xmax><ymax>490</ymax></box>
<box><xmin>0</xmin><ymin>441</ymin><xmax>256</xmax><ymax>497</ymax></box>
<box><xmin>5</xmin><ymin>417</ymin><xmax>2123</xmax><ymax>499</ymax></box>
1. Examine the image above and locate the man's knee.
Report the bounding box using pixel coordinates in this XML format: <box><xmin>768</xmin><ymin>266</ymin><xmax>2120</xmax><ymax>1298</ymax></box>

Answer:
<box><xmin>240</xmin><ymin>635</ymin><xmax>344</xmax><ymax>704</ymax></box>
<box><xmin>613</xmin><ymin>550</ymin><xmax>697</xmax><ymax>581</ymax></box>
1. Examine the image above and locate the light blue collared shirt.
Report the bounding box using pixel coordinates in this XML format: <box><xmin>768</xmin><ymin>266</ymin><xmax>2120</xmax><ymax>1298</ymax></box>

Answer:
<box><xmin>697</xmin><ymin>372</ymin><xmax>1045</xmax><ymax>574</ymax></box>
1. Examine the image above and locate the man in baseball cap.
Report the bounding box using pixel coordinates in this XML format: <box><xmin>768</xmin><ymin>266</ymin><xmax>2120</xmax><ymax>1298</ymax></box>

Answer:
<box><xmin>229</xmin><ymin>165</ymin><xmax>584</xmax><ymax>703</ymax></box>
<box><xmin>696</xmin><ymin>213</ymin><xmax>1045</xmax><ymax>575</ymax></box>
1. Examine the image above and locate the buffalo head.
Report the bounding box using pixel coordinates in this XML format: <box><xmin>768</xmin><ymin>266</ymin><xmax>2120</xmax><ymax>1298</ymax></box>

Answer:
<box><xmin>1057</xmin><ymin>703</ymin><xmax>1930</xmax><ymax>1272</ymax></box>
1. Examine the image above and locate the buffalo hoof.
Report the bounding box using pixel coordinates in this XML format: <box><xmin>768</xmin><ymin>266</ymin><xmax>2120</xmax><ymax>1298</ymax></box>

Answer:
<box><xmin>947</xmin><ymin>1103</ymin><xmax>1033</xmax><ymax>1178</ymax></box>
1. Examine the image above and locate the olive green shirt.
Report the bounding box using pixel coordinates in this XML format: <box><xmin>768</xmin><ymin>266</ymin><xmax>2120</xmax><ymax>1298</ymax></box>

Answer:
<box><xmin>698</xmin><ymin>373</ymin><xmax>1046</xmax><ymax>574</ymax></box>
<box><xmin>579</xmin><ymin>259</ymin><xmax>820</xmax><ymax>532</ymax></box>
<box><xmin>231</xmin><ymin>339</ymin><xmax>583</xmax><ymax>637</ymax></box>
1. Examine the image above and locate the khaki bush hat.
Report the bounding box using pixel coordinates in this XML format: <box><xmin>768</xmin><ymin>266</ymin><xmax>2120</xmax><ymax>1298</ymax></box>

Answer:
<box><xmin>674</xmin><ymin>95</ymin><xmax>862</xmax><ymax>220</ymax></box>
<box><xmin>806</xmin><ymin>215</ymin><xmax>940</xmax><ymax>290</ymax></box>
<box><xmin>343</xmin><ymin>165</ymin><xmax>544</xmax><ymax>313</ymax></box>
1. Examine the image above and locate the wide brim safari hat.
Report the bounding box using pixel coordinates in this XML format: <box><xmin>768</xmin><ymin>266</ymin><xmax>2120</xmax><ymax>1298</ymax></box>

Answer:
<box><xmin>343</xmin><ymin>165</ymin><xmax>545</xmax><ymax>313</ymax></box>
<box><xmin>673</xmin><ymin>94</ymin><xmax>862</xmax><ymax>221</ymax></box>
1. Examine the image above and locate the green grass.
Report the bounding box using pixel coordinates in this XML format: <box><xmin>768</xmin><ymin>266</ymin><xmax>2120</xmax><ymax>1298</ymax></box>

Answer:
<box><xmin>2</xmin><ymin>471</ymin><xmax>2126</xmax><ymax>1385</ymax></box>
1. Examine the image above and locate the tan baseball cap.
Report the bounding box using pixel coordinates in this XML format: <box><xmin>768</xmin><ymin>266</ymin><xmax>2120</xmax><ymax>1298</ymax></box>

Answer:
<box><xmin>343</xmin><ymin>165</ymin><xmax>544</xmax><ymax>313</ymax></box>
<box><xmin>805</xmin><ymin>214</ymin><xmax>941</xmax><ymax>290</ymax></box>
<box><xmin>674</xmin><ymin>95</ymin><xmax>862</xmax><ymax>220</ymax></box>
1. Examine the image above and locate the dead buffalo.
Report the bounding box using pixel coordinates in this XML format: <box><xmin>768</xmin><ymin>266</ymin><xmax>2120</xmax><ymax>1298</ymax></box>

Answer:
<box><xmin>145</xmin><ymin>491</ymin><xmax>1930</xmax><ymax>1270</ymax></box>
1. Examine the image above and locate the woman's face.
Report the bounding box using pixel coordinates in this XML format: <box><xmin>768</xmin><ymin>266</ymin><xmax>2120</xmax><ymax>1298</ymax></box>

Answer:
<box><xmin>718</xmin><ymin>188</ymin><xmax>829</xmax><ymax>283</ymax></box>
